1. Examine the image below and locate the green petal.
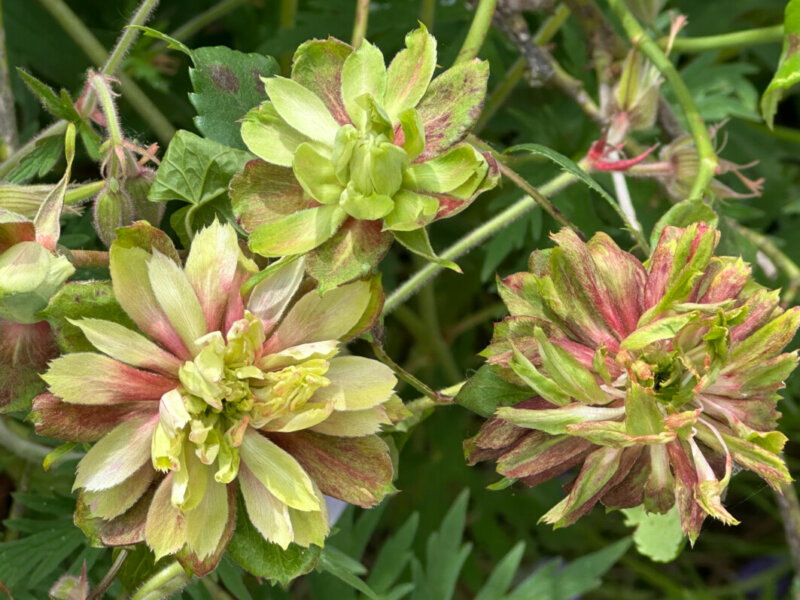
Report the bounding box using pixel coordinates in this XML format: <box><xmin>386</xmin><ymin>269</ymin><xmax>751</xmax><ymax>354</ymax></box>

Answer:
<box><xmin>384</xmin><ymin>25</ymin><xmax>437</xmax><ymax>121</ymax></box>
<box><xmin>185</xmin><ymin>476</ymin><xmax>230</xmax><ymax>559</ymax></box>
<box><xmin>508</xmin><ymin>343</ymin><xmax>570</xmax><ymax>407</ymax></box>
<box><xmin>398</xmin><ymin>108</ymin><xmax>425</xmax><ymax>160</ymax></box>
<box><xmin>340</xmin><ymin>188</ymin><xmax>395</xmax><ymax>221</ymax></box>
<box><xmin>293</xmin><ymin>142</ymin><xmax>344</xmax><ymax>204</ymax></box>
<box><xmin>247</xmin><ymin>256</ymin><xmax>306</xmax><ymax>335</ymax></box>
<box><xmin>145</xmin><ymin>473</ymin><xmax>188</xmax><ymax>560</ymax></box>
<box><xmin>403</xmin><ymin>143</ymin><xmax>483</xmax><ymax>193</ymax></box>
<box><xmin>292</xmin><ymin>38</ymin><xmax>353</xmax><ymax>125</ymax></box>
<box><xmin>148</xmin><ymin>250</ymin><xmax>208</xmax><ymax>356</ymax></box>
<box><xmin>248</xmin><ymin>205</ymin><xmax>346</xmax><ymax>258</ymax></box>
<box><xmin>266</xmin><ymin>279</ymin><xmax>373</xmax><ymax>350</ymax></box>
<box><xmin>312</xmin><ymin>356</ymin><xmax>396</xmax><ymax>411</ymax></box>
<box><xmin>312</xmin><ymin>406</ymin><xmax>391</xmax><ymax>437</ymax></box>
<box><xmin>264</xmin><ymin>76</ymin><xmax>340</xmax><ymax>145</ymax></box>
<box><xmin>184</xmin><ymin>220</ymin><xmax>257</xmax><ymax>333</ymax></box>
<box><xmin>239</xmin><ymin>429</ymin><xmax>319</xmax><ymax>511</ymax></box>
<box><xmin>239</xmin><ymin>463</ymin><xmax>295</xmax><ymax>549</ymax></box>
<box><xmin>394</xmin><ymin>228</ymin><xmax>461</xmax><ymax>272</ymax></box>
<box><xmin>241</xmin><ymin>103</ymin><xmax>309</xmax><ymax>167</ymax></box>
<box><xmin>264</xmin><ymin>403</ymin><xmax>335</xmax><ymax>433</ymax></box>
<box><xmin>382</xmin><ymin>189</ymin><xmax>439</xmax><ymax>232</ymax></box>
<box><xmin>74</xmin><ymin>415</ymin><xmax>157</xmax><ymax>492</ymax></box>
<box><xmin>497</xmin><ymin>403</ymin><xmax>626</xmax><ymax>435</ymax></box>
<box><xmin>341</xmin><ymin>41</ymin><xmax>387</xmax><ymax>128</ymax></box>
<box><xmin>70</xmin><ymin>318</ymin><xmax>182</xmax><ymax>376</ymax></box>
<box><xmin>534</xmin><ymin>328</ymin><xmax>609</xmax><ymax>405</ymax></box>
<box><xmin>288</xmin><ymin>481</ymin><xmax>329</xmax><ymax>547</ymax></box>
<box><xmin>83</xmin><ymin>462</ymin><xmax>155</xmax><ymax>520</ymax></box>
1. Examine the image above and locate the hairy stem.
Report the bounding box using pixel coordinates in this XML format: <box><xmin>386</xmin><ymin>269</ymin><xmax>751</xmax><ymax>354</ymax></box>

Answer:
<box><xmin>0</xmin><ymin>0</ymin><xmax>18</xmax><ymax>158</ymax></box>
<box><xmin>666</xmin><ymin>24</ymin><xmax>783</xmax><ymax>53</ymax></box>
<box><xmin>36</xmin><ymin>0</ymin><xmax>175</xmax><ymax>144</ymax></box>
<box><xmin>734</xmin><ymin>222</ymin><xmax>800</xmax><ymax>307</ymax></box>
<box><xmin>65</xmin><ymin>180</ymin><xmax>105</xmax><ymax>205</ymax></box>
<box><xmin>131</xmin><ymin>562</ymin><xmax>189</xmax><ymax>600</ymax></box>
<box><xmin>775</xmin><ymin>481</ymin><xmax>800</xmax><ymax>585</ymax></box>
<box><xmin>351</xmin><ymin>0</ymin><xmax>370</xmax><ymax>48</ymax></box>
<box><xmin>91</xmin><ymin>74</ymin><xmax>125</xmax><ymax>149</ymax></box>
<box><xmin>0</xmin><ymin>418</ymin><xmax>81</xmax><ymax>463</ymax></box>
<box><xmin>420</xmin><ymin>0</ymin><xmax>435</xmax><ymax>30</ymax></box>
<box><xmin>171</xmin><ymin>0</ymin><xmax>251</xmax><ymax>42</ymax></box>
<box><xmin>102</xmin><ymin>0</ymin><xmax>160</xmax><ymax>75</ymax></box>
<box><xmin>67</xmin><ymin>250</ymin><xmax>111</xmax><ymax>269</ymax></box>
<box><xmin>383</xmin><ymin>169</ymin><xmax>577</xmax><ymax>313</ymax></box>
<box><xmin>0</xmin><ymin>120</ymin><xmax>68</xmax><ymax>181</ymax></box>
<box><xmin>455</xmin><ymin>0</ymin><xmax>499</xmax><ymax>64</ymax></box>
<box><xmin>608</xmin><ymin>0</ymin><xmax>717</xmax><ymax>200</ymax></box>
<box><xmin>87</xmin><ymin>550</ymin><xmax>129</xmax><ymax>600</ymax></box>
<box><xmin>370</xmin><ymin>335</ymin><xmax>449</xmax><ymax>403</ymax></box>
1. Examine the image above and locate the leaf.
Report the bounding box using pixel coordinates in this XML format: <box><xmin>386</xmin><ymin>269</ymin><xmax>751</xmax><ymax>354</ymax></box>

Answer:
<box><xmin>42</xmin><ymin>281</ymin><xmax>136</xmax><ymax>354</ymax></box>
<box><xmin>650</xmin><ymin>198</ymin><xmax>718</xmax><ymax>249</ymax></box>
<box><xmin>551</xmin><ymin>537</ymin><xmax>632</xmax><ymax>599</ymax></box>
<box><xmin>227</xmin><ymin>493</ymin><xmax>321</xmax><ymax>585</ymax></box>
<box><xmin>7</xmin><ymin>134</ymin><xmax>64</xmax><ymax>183</ymax></box>
<box><xmin>394</xmin><ymin>228</ymin><xmax>461</xmax><ymax>272</ymax></box>
<box><xmin>189</xmin><ymin>46</ymin><xmax>280</xmax><ymax>149</ymax></box>
<box><xmin>318</xmin><ymin>546</ymin><xmax>379</xmax><ymax>599</ymax></box>
<box><xmin>761</xmin><ymin>0</ymin><xmax>800</xmax><ymax>128</ymax></box>
<box><xmin>216</xmin><ymin>554</ymin><xmax>254</xmax><ymax>600</ymax></box>
<box><xmin>411</xmin><ymin>489</ymin><xmax>472</xmax><ymax>600</ymax></box>
<box><xmin>367</xmin><ymin>512</ymin><xmax>419</xmax><ymax>594</ymax></box>
<box><xmin>16</xmin><ymin>69</ymin><xmax>80</xmax><ymax>121</ymax></box>
<box><xmin>455</xmin><ymin>364</ymin><xmax>532</xmax><ymax>418</ymax></box>
<box><xmin>474</xmin><ymin>542</ymin><xmax>525</xmax><ymax>600</ymax></box>
<box><xmin>622</xmin><ymin>505</ymin><xmax>685</xmax><ymax>563</ymax></box>
<box><xmin>149</xmin><ymin>130</ymin><xmax>250</xmax><ymax>206</ymax></box>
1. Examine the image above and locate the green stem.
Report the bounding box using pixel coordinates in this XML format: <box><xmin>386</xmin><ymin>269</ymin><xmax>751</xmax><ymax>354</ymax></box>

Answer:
<box><xmin>370</xmin><ymin>336</ymin><xmax>449</xmax><ymax>403</ymax></box>
<box><xmin>607</xmin><ymin>0</ymin><xmax>717</xmax><ymax>200</ymax></box>
<box><xmin>0</xmin><ymin>0</ymin><xmax>19</xmax><ymax>158</ymax></box>
<box><xmin>405</xmin><ymin>382</ymin><xmax>464</xmax><ymax>417</ymax></box>
<box><xmin>455</xmin><ymin>0</ymin><xmax>499</xmax><ymax>64</ymax></box>
<box><xmin>91</xmin><ymin>74</ymin><xmax>125</xmax><ymax>149</ymax></box>
<box><xmin>775</xmin><ymin>481</ymin><xmax>800</xmax><ymax>583</ymax></box>
<box><xmin>102</xmin><ymin>0</ymin><xmax>160</xmax><ymax>75</ymax></box>
<box><xmin>666</xmin><ymin>24</ymin><xmax>783</xmax><ymax>53</ymax></box>
<box><xmin>131</xmin><ymin>562</ymin><xmax>188</xmax><ymax>600</ymax></box>
<box><xmin>392</xmin><ymin>304</ymin><xmax>461</xmax><ymax>384</ymax></box>
<box><xmin>0</xmin><ymin>417</ymin><xmax>82</xmax><ymax>463</ymax></box>
<box><xmin>383</xmin><ymin>169</ymin><xmax>577</xmax><ymax>313</ymax></box>
<box><xmin>65</xmin><ymin>180</ymin><xmax>105</xmax><ymax>205</ymax></box>
<box><xmin>734</xmin><ymin>222</ymin><xmax>800</xmax><ymax>306</ymax></box>
<box><xmin>351</xmin><ymin>0</ymin><xmax>370</xmax><ymax>48</ymax></box>
<box><xmin>36</xmin><ymin>0</ymin><xmax>175</xmax><ymax>144</ymax></box>
<box><xmin>0</xmin><ymin>120</ymin><xmax>68</xmax><ymax>181</ymax></box>
<box><xmin>418</xmin><ymin>276</ymin><xmax>462</xmax><ymax>383</ymax></box>
<box><xmin>170</xmin><ymin>0</ymin><xmax>251</xmax><ymax>42</ymax></box>
<box><xmin>67</xmin><ymin>249</ymin><xmax>110</xmax><ymax>269</ymax></box>
<box><xmin>87</xmin><ymin>550</ymin><xmax>129</xmax><ymax>600</ymax></box>
<box><xmin>419</xmin><ymin>0</ymin><xmax>435</xmax><ymax>31</ymax></box>
<box><xmin>278</xmin><ymin>0</ymin><xmax>298</xmax><ymax>73</ymax></box>
<box><xmin>3</xmin><ymin>462</ymin><xmax>30</xmax><ymax>542</ymax></box>
<box><xmin>474</xmin><ymin>57</ymin><xmax>526</xmax><ymax>133</ymax></box>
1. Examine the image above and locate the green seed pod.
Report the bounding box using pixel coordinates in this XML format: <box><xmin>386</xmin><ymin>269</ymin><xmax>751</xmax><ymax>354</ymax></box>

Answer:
<box><xmin>93</xmin><ymin>185</ymin><xmax>134</xmax><ymax>247</ymax></box>
<box><xmin>124</xmin><ymin>168</ymin><xmax>164</xmax><ymax>227</ymax></box>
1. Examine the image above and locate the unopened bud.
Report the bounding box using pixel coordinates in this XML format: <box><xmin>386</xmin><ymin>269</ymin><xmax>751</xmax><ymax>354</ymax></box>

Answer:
<box><xmin>93</xmin><ymin>186</ymin><xmax>134</xmax><ymax>247</ymax></box>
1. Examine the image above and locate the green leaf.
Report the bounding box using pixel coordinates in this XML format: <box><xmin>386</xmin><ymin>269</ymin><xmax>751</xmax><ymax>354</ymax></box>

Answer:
<box><xmin>227</xmin><ymin>493</ymin><xmax>321</xmax><ymax>585</ymax></box>
<box><xmin>394</xmin><ymin>228</ymin><xmax>461</xmax><ymax>272</ymax></box>
<box><xmin>7</xmin><ymin>134</ymin><xmax>64</xmax><ymax>183</ymax></box>
<box><xmin>216</xmin><ymin>554</ymin><xmax>254</xmax><ymax>600</ymax></box>
<box><xmin>621</xmin><ymin>313</ymin><xmax>698</xmax><ymax>351</ymax></box>
<box><xmin>318</xmin><ymin>546</ymin><xmax>379</xmax><ymax>599</ymax></box>
<box><xmin>148</xmin><ymin>129</ymin><xmax>251</xmax><ymax>211</ymax></box>
<box><xmin>134</xmin><ymin>26</ymin><xmax>192</xmax><ymax>55</ymax></box>
<box><xmin>367</xmin><ymin>512</ymin><xmax>419</xmax><ymax>593</ymax></box>
<box><xmin>551</xmin><ymin>537</ymin><xmax>632</xmax><ymax>599</ymax></box>
<box><xmin>475</xmin><ymin>542</ymin><xmax>525</xmax><ymax>600</ymax></box>
<box><xmin>42</xmin><ymin>281</ymin><xmax>136</xmax><ymax>353</ymax></box>
<box><xmin>188</xmin><ymin>46</ymin><xmax>280</xmax><ymax>149</ymax></box>
<box><xmin>761</xmin><ymin>0</ymin><xmax>800</xmax><ymax>128</ymax></box>
<box><xmin>16</xmin><ymin>69</ymin><xmax>80</xmax><ymax>121</ymax></box>
<box><xmin>622</xmin><ymin>505</ymin><xmax>685</xmax><ymax>563</ymax></box>
<box><xmin>455</xmin><ymin>364</ymin><xmax>532</xmax><ymax>417</ymax></box>
<box><xmin>650</xmin><ymin>198</ymin><xmax>718</xmax><ymax>249</ymax></box>
<box><xmin>411</xmin><ymin>489</ymin><xmax>472</xmax><ymax>600</ymax></box>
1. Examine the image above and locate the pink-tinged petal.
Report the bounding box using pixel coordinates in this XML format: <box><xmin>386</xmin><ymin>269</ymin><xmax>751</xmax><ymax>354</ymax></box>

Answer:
<box><xmin>83</xmin><ymin>462</ymin><xmax>156</xmax><ymax>520</ymax></box>
<box><xmin>265</xmin><ymin>280</ymin><xmax>373</xmax><ymax>352</ymax></box>
<box><xmin>30</xmin><ymin>393</ymin><xmax>157</xmax><ymax>442</ymax></box>
<box><xmin>599</xmin><ymin>449</ymin><xmax>650</xmax><ymax>509</ymax></box>
<box><xmin>0</xmin><ymin>320</ymin><xmax>57</xmax><ymax>412</ymax></box>
<box><xmin>184</xmin><ymin>221</ymin><xmax>258</xmax><ymax>333</ymax></box>
<box><xmin>110</xmin><ymin>244</ymin><xmax>190</xmax><ymax>360</ymax></box>
<box><xmin>43</xmin><ymin>353</ymin><xmax>176</xmax><ymax>405</ymax></box>
<box><xmin>73</xmin><ymin>414</ymin><xmax>158</xmax><ymax>492</ymax></box>
<box><xmin>292</xmin><ymin>38</ymin><xmax>353</xmax><ymax>126</ymax></box>
<box><xmin>496</xmin><ymin>432</ymin><xmax>592</xmax><ymax>482</ymax></box>
<box><xmin>75</xmin><ymin>485</ymin><xmax>156</xmax><ymax>547</ymax></box>
<box><xmin>464</xmin><ymin>416</ymin><xmax>530</xmax><ymax>464</ymax></box>
<box><xmin>666</xmin><ymin>439</ymin><xmax>705</xmax><ymax>542</ymax></box>
<box><xmin>726</xmin><ymin>307</ymin><xmax>800</xmax><ymax>372</ymax></box>
<box><xmin>415</xmin><ymin>59</ymin><xmax>488</xmax><ymax>161</ymax></box>
<box><xmin>0</xmin><ymin>210</ymin><xmax>35</xmax><ymax>252</ymax></box>
<box><xmin>145</xmin><ymin>473</ymin><xmax>188</xmax><ymax>560</ymax></box>
<box><xmin>178</xmin><ymin>484</ymin><xmax>236</xmax><ymax>576</ymax></box>
<box><xmin>586</xmin><ymin>232</ymin><xmax>647</xmax><ymax>335</ymax></box>
<box><xmin>239</xmin><ymin>463</ymin><xmax>294</xmax><ymax>549</ymax></box>
<box><xmin>306</xmin><ymin>218</ymin><xmax>394</xmax><ymax>294</ymax></box>
<box><xmin>230</xmin><ymin>160</ymin><xmax>317</xmax><ymax>232</ymax></box>
<box><xmin>496</xmin><ymin>274</ymin><xmax>548</xmax><ymax>319</ymax></box>
<box><xmin>147</xmin><ymin>250</ymin><xmax>208</xmax><ymax>356</ymax></box>
<box><xmin>730</xmin><ymin>289</ymin><xmax>780</xmax><ymax>343</ymax></box>
<box><xmin>246</xmin><ymin>256</ymin><xmax>305</xmax><ymax>336</ymax></box>
<box><xmin>700</xmin><ymin>392</ymin><xmax>779</xmax><ymax>431</ymax></box>
<box><xmin>272</xmin><ymin>431</ymin><xmax>395</xmax><ymax>508</ymax></box>
<box><xmin>70</xmin><ymin>318</ymin><xmax>182</xmax><ymax>376</ymax></box>
<box><xmin>693</xmin><ymin>257</ymin><xmax>750</xmax><ymax>304</ymax></box>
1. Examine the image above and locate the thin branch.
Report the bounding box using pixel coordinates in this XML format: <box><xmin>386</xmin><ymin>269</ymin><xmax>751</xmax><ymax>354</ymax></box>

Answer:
<box><xmin>420</xmin><ymin>0</ymin><xmax>436</xmax><ymax>31</ymax></box>
<box><xmin>666</xmin><ymin>24</ymin><xmax>783</xmax><ymax>53</ymax></box>
<box><xmin>733</xmin><ymin>222</ymin><xmax>800</xmax><ymax>307</ymax></box>
<box><xmin>278</xmin><ymin>0</ymin><xmax>299</xmax><ymax>73</ymax></box>
<box><xmin>66</xmin><ymin>250</ymin><xmax>110</xmax><ymax>269</ymax></box>
<box><xmin>0</xmin><ymin>418</ymin><xmax>82</xmax><ymax>464</ymax></box>
<box><xmin>0</xmin><ymin>0</ymin><xmax>19</xmax><ymax>156</ymax></box>
<box><xmin>171</xmin><ymin>0</ymin><xmax>251</xmax><ymax>42</ymax></box>
<box><xmin>608</xmin><ymin>0</ymin><xmax>717</xmax><ymax>200</ymax></box>
<box><xmin>351</xmin><ymin>0</ymin><xmax>370</xmax><ymax>48</ymax></box>
<box><xmin>455</xmin><ymin>0</ymin><xmax>499</xmax><ymax>64</ymax></box>
<box><xmin>775</xmin><ymin>481</ymin><xmax>800</xmax><ymax>584</ymax></box>
<box><xmin>87</xmin><ymin>550</ymin><xmax>128</xmax><ymax>600</ymax></box>
<box><xmin>102</xmin><ymin>0</ymin><xmax>160</xmax><ymax>76</ymax></box>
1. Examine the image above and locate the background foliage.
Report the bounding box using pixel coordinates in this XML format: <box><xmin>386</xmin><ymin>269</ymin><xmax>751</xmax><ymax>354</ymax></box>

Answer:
<box><xmin>2</xmin><ymin>0</ymin><xmax>800</xmax><ymax>598</ymax></box>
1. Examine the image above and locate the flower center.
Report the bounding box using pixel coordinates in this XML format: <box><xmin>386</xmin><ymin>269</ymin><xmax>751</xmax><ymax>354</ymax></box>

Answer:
<box><xmin>152</xmin><ymin>312</ymin><xmax>331</xmax><ymax>491</ymax></box>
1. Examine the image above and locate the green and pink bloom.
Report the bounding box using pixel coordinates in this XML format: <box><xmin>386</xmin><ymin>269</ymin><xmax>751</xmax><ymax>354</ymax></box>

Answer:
<box><xmin>464</xmin><ymin>224</ymin><xmax>799</xmax><ymax>541</ymax></box>
<box><xmin>230</xmin><ymin>25</ymin><xmax>497</xmax><ymax>291</ymax></box>
<box><xmin>32</xmin><ymin>221</ymin><xmax>399</xmax><ymax>574</ymax></box>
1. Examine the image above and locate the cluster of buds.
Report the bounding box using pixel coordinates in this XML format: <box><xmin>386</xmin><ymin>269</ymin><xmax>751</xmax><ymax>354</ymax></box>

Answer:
<box><xmin>603</xmin><ymin>48</ymin><xmax>662</xmax><ymax>145</ymax></box>
<box><xmin>465</xmin><ymin>224</ymin><xmax>798</xmax><ymax>540</ymax></box>
<box><xmin>82</xmin><ymin>72</ymin><xmax>163</xmax><ymax>245</ymax></box>
<box><xmin>230</xmin><ymin>25</ymin><xmax>498</xmax><ymax>289</ymax></box>
<box><xmin>32</xmin><ymin>221</ymin><xmax>400</xmax><ymax>572</ymax></box>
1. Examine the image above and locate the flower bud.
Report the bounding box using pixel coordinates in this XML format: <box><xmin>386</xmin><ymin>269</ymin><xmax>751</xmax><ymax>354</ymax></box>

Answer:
<box><xmin>93</xmin><ymin>185</ymin><xmax>134</xmax><ymax>247</ymax></box>
<box><xmin>124</xmin><ymin>168</ymin><xmax>164</xmax><ymax>226</ymax></box>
